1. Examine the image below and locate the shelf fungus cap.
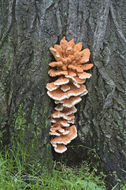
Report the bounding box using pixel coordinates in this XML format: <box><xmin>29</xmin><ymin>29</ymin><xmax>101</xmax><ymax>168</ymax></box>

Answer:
<box><xmin>78</xmin><ymin>72</ymin><xmax>92</xmax><ymax>79</ymax></box>
<box><xmin>65</xmin><ymin>75</ymin><xmax>76</xmax><ymax>83</ymax></box>
<box><xmin>62</xmin><ymin>113</ymin><xmax>75</xmax><ymax>121</ymax></box>
<box><xmin>47</xmin><ymin>88</ymin><xmax>66</xmax><ymax>101</ymax></box>
<box><xmin>55</xmin><ymin>104</ymin><xmax>63</xmax><ymax>111</ymax></box>
<box><xmin>60</xmin><ymin>36</ymin><xmax>68</xmax><ymax>46</ymax></box>
<box><xmin>54</xmin><ymin>45</ymin><xmax>63</xmax><ymax>55</ymax></box>
<box><xmin>52</xmin><ymin>119</ymin><xmax>70</xmax><ymax>127</ymax></box>
<box><xmin>51</xmin><ymin>118</ymin><xmax>57</xmax><ymax>123</ymax></box>
<box><xmin>79</xmin><ymin>48</ymin><xmax>90</xmax><ymax>63</ymax></box>
<box><xmin>68</xmin><ymin>84</ymin><xmax>87</xmax><ymax>97</ymax></box>
<box><xmin>73</xmin><ymin>76</ymin><xmax>86</xmax><ymax>84</ymax></box>
<box><xmin>49</xmin><ymin>47</ymin><xmax>62</xmax><ymax>61</ymax></box>
<box><xmin>62</xmin><ymin>129</ymin><xmax>70</xmax><ymax>135</ymax></box>
<box><xmin>81</xmin><ymin>64</ymin><xmax>94</xmax><ymax>71</ymax></box>
<box><xmin>46</xmin><ymin>82</ymin><xmax>59</xmax><ymax>91</ymax></box>
<box><xmin>61</xmin><ymin>84</ymin><xmax>70</xmax><ymax>92</ymax></box>
<box><xmin>51</xmin><ymin>125</ymin><xmax>77</xmax><ymax>145</ymax></box>
<box><xmin>55</xmin><ymin>100</ymin><xmax>63</xmax><ymax>104</ymax></box>
<box><xmin>74</xmin><ymin>42</ymin><xmax>82</xmax><ymax>52</ymax></box>
<box><xmin>63</xmin><ymin>96</ymin><xmax>82</xmax><ymax>108</ymax></box>
<box><xmin>62</xmin><ymin>106</ymin><xmax>77</xmax><ymax>115</ymax></box>
<box><xmin>68</xmin><ymin>65</ymin><xmax>83</xmax><ymax>73</ymax></box>
<box><xmin>48</xmin><ymin>69</ymin><xmax>68</xmax><ymax>77</ymax></box>
<box><xmin>51</xmin><ymin>126</ymin><xmax>70</xmax><ymax>136</ymax></box>
<box><xmin>49</xmin><ymin>131</ymin><xmax>60</xmax><ymax>136</ymax></box>
<box><xmin>52</xmin><ymin>110</ymin><xmax>64</xmax><ymax>119</ymax></box>
<box><xmin>49</xmin><ymin>47</ymin><xmax>56</xmax><ymax>54</ymax></box>
<box><xmin>52</xmin><ymin>111</ymin><xmax>75</xmax><ymax>121</ymax></box>
<box><xmin>47</xmin><ymin>84</ymin><xmax>86</xmax><ymax>101</ymax></box>
<box><xmin>73</xmin><ymin>82</ymin><xmax>80</xmax><ymax>88</ymax></box>
<box><xmin>54</xmin><ymin>76</ymin><xmax>69</xmax><ymax>86</ymax></box>
<box><xmin>58</xmin><ymin>119</ymin><xmax>70</xmax><ymax>127</ymax></box>
<box><xmin>54</xmin><ymin>144</ymin><xmax>67</xmax><ymax>153</ymax></box>
<box><xmin>50</xmin><ymin>126</ymin><xmax>65</xmax><ymax>133</ymax></box>
<box><xmin>80</xmin><ymin>89</ymin><xmax>88</xmax><ymax>96</ymax></box>
<box><xmin>61</xmin><ymin>65</ymin><xmax>67</xmax><ymax>71</ymax></box>
<box><xmin>68</xmin><ymin>118</ymin><xmax>75</xmax><ymax>124</ymax></box>
<box><xmin>49</xmin><ymin>61</ymin><xmax>63</xmax><ymax>68</ymax></box>
<box><xmin>68</xmin><ymin>70</ymin><xmax>76</xmax><ymax>77</ymax></box>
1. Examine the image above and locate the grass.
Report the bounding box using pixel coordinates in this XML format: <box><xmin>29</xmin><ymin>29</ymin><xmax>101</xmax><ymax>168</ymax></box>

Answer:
<box><xmin>0</xmin><ymin>144</ymin><xmax>125</xmax><ymax>190</ymax></box>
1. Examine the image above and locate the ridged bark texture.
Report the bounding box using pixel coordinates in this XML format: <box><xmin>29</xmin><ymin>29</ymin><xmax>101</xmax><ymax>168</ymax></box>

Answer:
<box><xmin>0</xmin><ymin>0</ymin><xmax>126</xmax><ymax>187</ymax></box>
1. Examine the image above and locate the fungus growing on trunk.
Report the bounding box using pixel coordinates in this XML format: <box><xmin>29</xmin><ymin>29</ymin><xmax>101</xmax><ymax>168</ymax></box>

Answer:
<box><xmin>46</xmin><ymin>37</ymin><xmax>93</xmax><ymax>153</ymax></box>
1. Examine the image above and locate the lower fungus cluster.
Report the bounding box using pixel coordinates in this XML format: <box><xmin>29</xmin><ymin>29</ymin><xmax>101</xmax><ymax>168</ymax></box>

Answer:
<box><xmin>46</xmin><ymin>37</ymin><xmax>93</xmax><ymax>153</ymax></box>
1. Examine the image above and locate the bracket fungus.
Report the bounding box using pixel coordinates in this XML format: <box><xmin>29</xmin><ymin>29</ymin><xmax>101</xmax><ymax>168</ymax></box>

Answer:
<box><xmin>46</xmin><ymin>37</ymin><xmax>93</xmax><ymax>153</ymax></box>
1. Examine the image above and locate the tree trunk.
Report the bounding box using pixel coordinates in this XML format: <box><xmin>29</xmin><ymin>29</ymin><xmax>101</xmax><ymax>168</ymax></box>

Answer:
<box><xmin>0</xmin><ymin>0</ymin><xmax>126</xmax><ymax>187</ymax></box>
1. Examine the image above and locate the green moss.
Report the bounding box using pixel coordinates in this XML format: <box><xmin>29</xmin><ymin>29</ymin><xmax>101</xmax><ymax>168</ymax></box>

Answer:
<box><xmin>14</xmin><ymin>104</ymin><xmax>26</xmax><ymax>131</ymax></box>
<box><xmin>12</xmin><ymin>101</ymin><xmax>53</xmax><ymax>169</ymax></box>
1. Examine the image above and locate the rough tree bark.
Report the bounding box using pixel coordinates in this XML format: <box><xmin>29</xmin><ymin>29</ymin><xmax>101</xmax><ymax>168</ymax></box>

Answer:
<box><xmin>0</xmin><ymin>0</ymin><xmax>126</xmax><ymax>188</ymax></box>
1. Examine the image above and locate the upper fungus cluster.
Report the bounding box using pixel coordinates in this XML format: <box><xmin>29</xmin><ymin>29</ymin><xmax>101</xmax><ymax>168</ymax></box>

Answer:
<box><xmin>46</xmin><ymin>37</ymin><xmax>93</xmax><ymax>153</ymax></box>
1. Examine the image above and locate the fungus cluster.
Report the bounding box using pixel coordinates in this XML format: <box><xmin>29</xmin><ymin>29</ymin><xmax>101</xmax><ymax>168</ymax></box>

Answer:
<box><xmin>46</xmin><ymin>37</ymin><xmax>93</xmax><ymax>153</ymax></box>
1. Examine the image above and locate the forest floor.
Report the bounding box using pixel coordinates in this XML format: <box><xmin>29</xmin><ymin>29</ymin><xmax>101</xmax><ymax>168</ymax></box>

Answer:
<box><xmin>0</xmin><ymin>144</ymin><xmax>125</xmax><ymax>190</ymax></box>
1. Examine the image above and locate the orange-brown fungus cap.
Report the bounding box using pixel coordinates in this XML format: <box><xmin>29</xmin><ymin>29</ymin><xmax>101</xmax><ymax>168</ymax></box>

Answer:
<box><xmin>55</xmin><ymin>104</ymin><xmax>63</xmax><ymax>111</ymax></box>
<box><xmin>58</xmin><ymin>119</ymin><xmax>70</xmax><ymax>127</ymax></box>
<box><xmin>60</xmin><ymin>37</ymin><xmax>68</xmax><ymax>50</ymax></box>
<box><xmin>49</xmin><ymin>47</ymin><xmax>56</xmax><ymax>54</ymax></box>
<box><xmin>47</xmin><ymin>84</ymin><xmax>86</xmax><ymax>101</ymax></box>
<box><xmin>73</xmin><ymin>82</ymin><xmax>80</xmax><ymax>88</ymax></box>
<box><xmin>49</xmin><ymin>47</ymin><xmax>61</xmax><ymax>61</ymax></box>
<box><xmin>49</xmin><ymin>61</ymin><xmax>63</xmax><ymax>68</ymax></box>
<box><xmin>67</xmin><ymin>84</ymin><xmax>86</xmax><ymax>96</ymax></box>
<box><xmin>51</xmin><ymin>126</ymin><xmax>70</xmax><ymax>136</ymax></box>
<box><xmin>54</xmin><ymin>76</ymin><xmax>69</xmax><ymax>86</ymax></box>
<box><xmin>55</xmin><ymin>100</ymin><xmax>63</xmax><ymax>104</ymax></box>
<box><xmin>80</xmin><ymin>89</ymin><xmax>88</xmax><ymax>96</ymax></box>
<box><xmin>52</xmin><ymin>110</ymin><xmax>75</xmax><ymax>121</ymax></box>
<box><xmin>52</xmin><ymin>110</ymin><xmax>64</xmax><ymax>119</ymax></box>
<box><xmin>63</xmin><ymin>96</ymin><xmax>82</xmax><ymax>108</ymax></box>
<box><xmin>49</xmin><ymin>131</ymin><xmax>60</xmax><ymax>136</ymax></box>
<box><xmin>78</xmin><ymin>72</ymin><xmax>92</xmax><ymax>79</ymax></box>
<box><xmin>61</xmin><ymin>65</ymin><xmax>67</xmax><ymax>71</ymax></box>
<box><xmin>54</xmin><ymin>144</ymin><xmax>67</xmax><ymax>153</ymax></box>
<box><xmin>51</xmin><ymin>125</ymin><xmax>77</xmax><ymax>145</ymax></box>
<box><xmin>50</xmin><ymin>126</ymin><xmax>64</xmax><ymax>133</ymax></box>
<box><xmin>50</xmin><ymin>124</ymin><xmax>63</xmax><ymax>130</ymax></box>
<box><xmin>61</xmin><ymin>84</ymin><xmax>70</xmax><ymax>92</ymax></box>
<box><xmin>73</xmin><ymin>42</ymin><xmax>82</xmax><ymax>52</ymax></box>
<box><xmin>47</xmin><ymin>88</ymin><xmax>66</xmax><ymax>101</ymax></box>
<box><xmin>62</xmin><ymin>130</ymin><xmax>70</xmax><ymax>135</ymax></box>
<box><xmin>51</xmin><ymin>118</ymin><xmax>57</xmax><ymax>123</ymax></box>
<box><xmin>68</xmin><ymin>70</ymin><xmax>76</xmax><ymax>77</ymax></box>
<box><xmin>68</xmin><ymin>65</ymin><xmax>83</xmax><ymax>72</ymax></box>
<box><xmin>73</xmin><ymin>76</ymin><xmax>86</xmax><ymax>84</ymax></box>
<box><xmin>68</xmin><ymin>118</ymin><xmax>75</xmax><ymax>124</ymax></box>
<box><xmin>46</xmin><ymin>82</ymin><xmax>59</xmax><ymax>91</ymax></box>
<box><xmin>79</xmin><ymin>48</ymin><xmax>90</xmax><ymax>63</ymax></box>
<box><xmin>62</xmin><ymin>106</ymin><xmax>77</xmax><ymax>115</ymax></box>
<box><xmin>48</xmin><ymin>69</ymin><xmax>68</xmax><ymax>77</ymax></box>
<box><xmin>81</xmin><ymin>64</ymin><xmax>94</xmax><ymax>71</ymax></box>
<box><xmin>66</xmin><ymin>39</ymin><xmax>75</xmax><ymax>54</ymax></box>
<box><xmin>54</xmin><ymin>44</ymin><xmax>63</xmax><ymax>56</ymax></box>
<box><xmin>52</xmin><ymin>119</ymin><xmax>70</xmax><ymax>127</ymax></box>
